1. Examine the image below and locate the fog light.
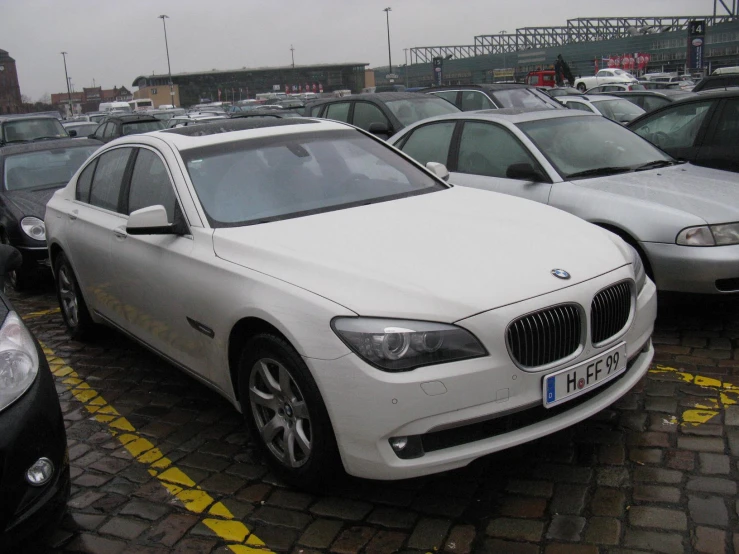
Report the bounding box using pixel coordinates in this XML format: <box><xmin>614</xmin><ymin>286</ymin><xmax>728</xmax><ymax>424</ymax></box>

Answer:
<box><xmin>388</xmin><ymin>435</ymin><xmax>425</xmax><ymax>459</ymax></box>
<box><xmin>390</xmin><ymin>437</ymin><xmax>408</xmax><ymax>452</ymax></box>
<box><xmin>26</xmin><ymin>457</ymin><xmax>54</xmax><ymax>486</ymax></box>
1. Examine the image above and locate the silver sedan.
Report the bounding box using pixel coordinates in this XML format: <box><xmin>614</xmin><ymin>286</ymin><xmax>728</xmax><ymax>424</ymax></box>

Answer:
<box><xmin>388</xmin><ymin>109</ymin><xmax>739</xmax><ymax>295</ymax></box>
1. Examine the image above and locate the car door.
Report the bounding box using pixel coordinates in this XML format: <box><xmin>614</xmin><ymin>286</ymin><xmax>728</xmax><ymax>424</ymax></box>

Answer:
<box><xmin>66</xmin><ymin>146</ymin><xmax>134</xmax><ymax>325</ymax></box>
<box><xmin>694</xmin><ymin>97</ymin><xmax>739</xmax><ymax>173</ymax></box>
<box><xmin>449</xmin><ymin>121</ymin><xmax>552</xmax><ymax>203</ymax></box>
<box><xmin>629</xmin><ymin>99</ymin><xmax>717</xmax><ymax>162</ymax></box>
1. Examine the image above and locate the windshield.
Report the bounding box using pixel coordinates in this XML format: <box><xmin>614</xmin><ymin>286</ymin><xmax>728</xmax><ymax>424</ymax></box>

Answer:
<box><xmin>182</xmin><ymin>129</ymin><xmax>444</xmax><ymax>227</ymax></box>
<box><xmin>64</xmin><ymin>123</ymin><xmax>98</xmax><ymax>135</ymax></box>
<box><xmin>385</xmin><ymin>97</ymin><xmax>460</xmax><ymax>127</ymax></box>
<box><xmin>517</xmin><ymin>115</ymin><xmax>672</xmax><ymax>180</ymax></box>
<box><xmin>490</xmin><ymin>88</ymin><xmax>560</xmax><ymax>110</ymax></box>
<box><xmin>121</xmin><ymin>121</ymin><xmax>166</xmax><ymax>135</ymax></box>
<box><xmin>3</xmin><ymin>145</ymin><xmax>98</xmax><ymax>191</ymax></box>
<box><xmin>593</xmin><ymin>99</ymin><xmax>645</xmax><ymax>122</ymax></box>
<box><xmin>2</xmin><ymin>118</ymin><xmax>68</xmax><ymax>143</ymax></box>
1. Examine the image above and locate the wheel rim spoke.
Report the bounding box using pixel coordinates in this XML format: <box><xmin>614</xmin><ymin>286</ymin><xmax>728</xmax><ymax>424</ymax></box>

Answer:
<box><xmin>279</xmin><ymin>365</ymin><xmax>294</xmax><ymax>399</ymax></box>
<box><xmin>257</xmin><ymin>360</ymin><xmax>281</xmax><ymax>395</ymax></box>
<box><xmin>260</xmin><ymin>415</ymin><xmax>284</xmax><ymax>443</ymax></box>
<box><xmin>249</xmin><ymin>387</ymin><xmax>278</xmax><ymax>411</ymax></box>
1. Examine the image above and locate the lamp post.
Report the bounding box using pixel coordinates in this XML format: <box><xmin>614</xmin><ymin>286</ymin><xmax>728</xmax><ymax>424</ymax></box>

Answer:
<box><xmin>290</xmin><ymin>45</ymin><xmax>295</xmax><ymax>68</ymax></box>
<box><xmin>60</xmin><ymin>52</ymin><xmax>73</xmax><ymax>117</ymax></box>
<box><xmin>383</xmin><ymin>7</ymin><xmax>393</xmax><ymax>74</ymax></box>
<box><xmin>499</xmin><ymin>30</ymin><xmax>507</xmax><ymax>73</ymax></box>
<box><xmin>404</xmin><ymin>48</ymin><xmax>409</xmax><ymax>87</ymax></box>
<box><xmin>158</xmin><ymin>15</ymin><xmax>174</xmax><ymax>106</ymax></box>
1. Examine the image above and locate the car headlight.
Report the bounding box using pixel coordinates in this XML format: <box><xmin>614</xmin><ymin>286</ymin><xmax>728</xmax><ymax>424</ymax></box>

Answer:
<box><xmin>331</xmin><ymin>317</ymin><xmax>487</xmax><ymax>372</ymax></box>
<box><xmin>20</xmin><ymin>217</ymin><xmax>46</xmax><ymax>241</ymax></box>
<box><xmin>676</xmin><ymin>222</ymin><xmax>739</xmax><ymax>246</ymax></box>
<box><xmin>624</xmin><ymin>243</ymin><xmax>647</xmax><ymax>294</ymax></box>
<box><xmin>0</xmin><ymin>312</ymin><xmax>40</xmax><ymax>413</ymax></box>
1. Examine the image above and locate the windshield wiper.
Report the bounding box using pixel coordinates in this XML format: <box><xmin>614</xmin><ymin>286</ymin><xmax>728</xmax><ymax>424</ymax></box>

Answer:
<box><xmin>566</xmin><ymin>167</ymin><xmax>633</xmax><ymax>179</ymax></box>
<box><xmin>634</xmin><ymin>160</ymin><xmax>680</xmax><ymax>171</ymax></box>
<box><xmin>31</xmin><ymin>136</ymin><xmax>63</xmax><ymax>142</ymax></box>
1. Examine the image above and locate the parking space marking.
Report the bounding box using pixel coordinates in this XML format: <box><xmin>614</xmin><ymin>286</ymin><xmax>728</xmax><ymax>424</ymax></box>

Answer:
<box><xmin>22</xmin><ymin>307</ymin><xmax>61</xmax><ymax>320</ymax></box>
<box><xmin>44</xmin><ymin>344</ymin><xmax>273</xmax><ymax>553</ymax></box>
<box><xmin>650</xmin><ymin>364</ymin><xmax>738</xmax><ymax>426</ymax></box>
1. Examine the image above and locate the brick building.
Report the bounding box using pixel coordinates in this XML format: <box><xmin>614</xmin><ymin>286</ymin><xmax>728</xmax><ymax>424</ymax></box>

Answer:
<box><xmin>52</xmin><ymin>86</ymin><xmax>132</xmax><ymax>115</ymax></box>
<box><xmin>0</xmin><ymin>49</ymin><xmax>22</xmax><ymax>115</ymax></box>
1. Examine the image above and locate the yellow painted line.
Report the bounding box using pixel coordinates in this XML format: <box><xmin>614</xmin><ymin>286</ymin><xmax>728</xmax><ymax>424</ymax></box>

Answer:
<box><xmin>22</xmin><ymin>307</ymin><xmax>61</xmax><ymax>321</ymax></box>
<box><xmin>44</xmin><ymin>344</ymin><xmax>274</xmax><ymax>552</ymax></box>
<box><xmin>649</xmin><ymin>364</ymin><xmax>739</xmax><ymax>427</ymax></box>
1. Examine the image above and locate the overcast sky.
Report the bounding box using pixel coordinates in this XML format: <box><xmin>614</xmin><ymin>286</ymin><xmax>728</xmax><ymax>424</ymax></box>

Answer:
<box><xmin>2</xmin><ymin>0</ymin><xmax>717</xmax><ymax>100</ymax></box>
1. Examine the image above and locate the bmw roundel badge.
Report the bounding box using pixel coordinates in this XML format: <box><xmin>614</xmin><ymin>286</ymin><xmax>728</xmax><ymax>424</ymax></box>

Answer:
<box><xmin>551</xmin><ymin>269</ymin><xmax>571</xmax><ymax>280</ymax></box>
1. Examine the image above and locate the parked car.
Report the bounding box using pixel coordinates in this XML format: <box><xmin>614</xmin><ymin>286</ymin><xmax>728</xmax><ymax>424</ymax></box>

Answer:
<box><xmin>307</xmin><ymin>92</ymin><xmax>460</xmax><ymax>139</ymax></box>
<box><xmin>525</xmin><ymin>70</ymin><xmax>557</xmax><ymax>88</ymax></box>
<box><xmin>89</xmin><ymin>114</ymin><xmax>165</xmax><ymax>143</ymax></box>
<box><xmin>692</xmin><ymin>73</ymin><xmax>739</xmax><ymax>92</ymax></box>
<box><xmin>389</xmin><ymin>109</ymin><xmax>739</xmax><ymax>295</ymax></box>
<box><xmin>62</xmin><ymin>121</ymin><xmax>99</xmax><ymax>138</ymax></box>
<box><xmin>45</xmin><ymin>117</ymin><xmax>655</xmax><ymax>484</ymax></box>
<box><xmin>638</xmin><ymin>81</ymin><xmax>682</xmax><ymax>91</ymax></box>
<box><xmin>557</xmin><ymin>95</ymin><xmax>645</xmax><ymax>124</ymax></box>
<box><xmin>543</xmin><ymin>87</ymin><xmax>584</xmax><ymax>98</ymax></box>
<box><xmin>584</xmin><ymin>83</ymin><xmax>646</xmax><ymax>94</ymax></box>
<box><xmin>86</xmin><ymin>113</ymin><xmax>108</xmax><ymax>124</ymax></box>
<box><xmin>592</xmin><ymin>90</ymin><xmax>697</xmax><ymax>113</ymax></box>
<box><xmin>628</xmin><ymin>89</ymin><xmax>739</xmax><ymax>173</ymax></box>
<box><xmin>573</xmin><ymin>69</ymin><xmax>637</xmax><ymax>92</ymax></box>
<box><xmin>0</xmin><ymin>245</ymin><xmax>70</xmax><ymax>549</ymax></box>
<box><xmin>0</xmin><ymin>138</ymin><xmax>100</xmax><ymax>288</ymax></box>
<box><xmin>650</xmin><ymin>76</ymin><xmax>695</xmax><ymax>91</ymax></box>
<box><xmin>167</xmin><ymin>114</ymin><xmax>229</xmax><ymax>128</ymax></box>
<box><xmin>0</xmin><ymin>116</ymin><xmax>69</xmax><ymax>147</ymax></box>
<box><xmin>420</xmin><ymin>84</ymin><xmax>563</xmax><ymax>111</ymax></box>
<box><xmin>148</xmin><ymin>108</ymin><xmax>186</xmax><ymax>122</ymax></box>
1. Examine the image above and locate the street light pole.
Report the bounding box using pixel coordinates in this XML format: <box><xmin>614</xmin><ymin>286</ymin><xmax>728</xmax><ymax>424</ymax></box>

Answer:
<box><xmin>499</xmin><ymin>30</ymin><xmax>507</xmax><ymax>72</ymax></box>
<box><xmin>158</xmin><ymin>15</ymin><xmax>174</xmax><ymax>106</ymax></box>
<box><xmin>290</xmin><ymin>45</ymin><xmax>295</xmax><ymax>68</ymax></box>
<box><xmin>60</xmin><ymin>52</ymin><xmax>73</xmax><ymax>117</ymax></box>
<box><xmin>383</xmin><ymin>7</ymin><xmax>393</xmax><ymax>74</ymax></box>
<box><xmin>403</xmin><ymin>48</ymin><xmax>409</xmax><ymax>87</ymax></box>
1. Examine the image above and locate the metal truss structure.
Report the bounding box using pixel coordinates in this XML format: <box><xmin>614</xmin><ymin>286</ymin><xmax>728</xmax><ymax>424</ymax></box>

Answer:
<box><xmin>409</xmin><ymin>8</ymin><xmax>737</xmax><ymax>64</ymax></box>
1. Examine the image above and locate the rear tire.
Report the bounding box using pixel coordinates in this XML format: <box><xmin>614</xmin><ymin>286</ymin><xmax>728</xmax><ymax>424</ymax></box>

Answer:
<box><xmin>54</xmin><ymin>253</ymin><xmax>95</xmax><ymax>340</ymax></box>
<box><xmin>238</xmin><ymin>333</ymin><xmax>341</xmax><ymax>490</ymax></box>
<box><xmin>577</xmin><ymin>83</ymin><xmax>587</xmax><ymax>92</ymax></box>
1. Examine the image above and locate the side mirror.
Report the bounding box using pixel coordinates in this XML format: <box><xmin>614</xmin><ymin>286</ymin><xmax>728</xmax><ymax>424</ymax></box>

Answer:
<box><xmin>127</xmin><ymin>205</ymin><xmax>174</xmax><ymax>235</ymax></box>
<box><xmin>88</xmin><ymin>134</ymin><xmax>97</xmax><ymax>139</ymax></box>
<box><xmin>68</xmin><ymin>129</ymin><xmax>78</xmax><ymax>137</ymax></box>
<box><xmin>506</xmin><ymin>163</ymin><xmax>547</xmax><ymax>183</ymax></box>
<box><xmin>426</xmin><ymin>161</ymin><xmax>450</xmax><ymax>181</ymax></box>
<box><xmin>368</xmin><ymin>122</ymin><xmax>391</xmax><ymax>136</ymax></box>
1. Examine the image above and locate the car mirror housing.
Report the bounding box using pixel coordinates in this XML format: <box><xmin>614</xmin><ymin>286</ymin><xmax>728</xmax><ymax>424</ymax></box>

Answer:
<box><xmin>426</xmin><ymin>161</ymin><xmax>450</xmax><ymax>182</ymax></box>
<box><xmin>506</xmin><ymin>163</ymin><xmax>547</xmax><ymax>183</ymax></box>
<box><xmin>368</xmin><ymin>122</ymin><xmax>391</xmax><ymax>136</ymax></box>
<box><xmin>67</xmin><ymin>129</ymin><xmax>77</xmax><ymax>137</ymax></box>
<box><xmin>127</xmin><ymin>205</ymin><xmax>175</xmax><ymax>235</ymax></box>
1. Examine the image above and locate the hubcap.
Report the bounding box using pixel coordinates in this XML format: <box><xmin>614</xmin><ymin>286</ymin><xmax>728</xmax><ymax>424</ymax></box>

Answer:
<box><xmin>58</xmin><ymin>266</ymin><xmax>79</xmax><ymax>327</ymax></box>
<box><xmin>249</xmin><ymin>358</ymin><xmax>312</xmax><ymax>468</ymax></box>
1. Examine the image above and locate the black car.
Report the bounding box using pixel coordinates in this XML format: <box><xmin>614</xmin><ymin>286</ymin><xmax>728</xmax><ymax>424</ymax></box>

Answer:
<box><xmin>306</xmin><ymin>92</ymin><xmax>460</xmax><ymax>139</ymax></box>
<box><xmin>691</xmin><ymin>73</ymin><xmax>739</xmax><ymax>92</ymax></box>
<box><xmin>0</xmin><ymin>116</ymin><xmax>69</xmax><ymax>147</ymax></box>
<box><xmin>628</xmin><ymin>89</ymin><xmax>739</xmax><ymax>173</ymax></box>
<box><xmin>89</xmin><ymin>114</ymin><xmax>165</xmax><ymax>144</ymax></box>
<box><xmin>0</xmin><ymin>138</ymin><xmax>100</xmax><ymax>288</ymax></box>
<box><xmin>588</xmin><ymin>89</ymin><xmax>697</xmax><ymax>113</ymax></box>
<box><xmin>419</xmin><ymin>83</ymin><xmax>564</xmax><ymax>112</ymax></box>
<box><xmin>0</xmin><ymin>245</ymin><xmax>70</xmax><ymax>549</ymax></box>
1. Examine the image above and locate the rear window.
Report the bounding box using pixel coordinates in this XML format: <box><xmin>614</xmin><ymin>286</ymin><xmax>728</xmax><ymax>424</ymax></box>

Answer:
<box><xmin>489</xmin><ymin>88</ymin><xmax>560</xmax><ymax>110</ymax></box>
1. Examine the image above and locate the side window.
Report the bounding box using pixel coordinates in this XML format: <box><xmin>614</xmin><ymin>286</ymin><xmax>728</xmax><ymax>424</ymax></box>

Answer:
<box><xmin>631</xmin><ymin>100</ymin><xmax>713</xmax><ymax>149</ymax></box>
<box><xmin>89</xmin><ymin>148</ymin><xmax>132</xmax><ymax>212</ymax></box>
<box><xmin>75</xmin><ymin>159</ymin><xmax>98</xmax><ymax>202</ymax></box>
<box><xmin>457</xmin><ymin>122</ymin><xmax>539</xmax><ymax>179</ymax></box>
<box><xmin>310</xmin><ymin>104</ymin><xmax>325</xmax><ymax>117</ymax></box>
<box><xmin>528</xmin><ymin>76</ymin><xmax>540</xmax><ymax>86</ymax></box>
<box><xmin>352</xmin><ymin>102</ymin><xmax>390</xmax><ymax>131</ymax></box>
<box><xmin>461</xmin><ymin>91</ymin><xmax>495</xmax><ymax>111</ymax></box>
<box><xmin>94</xmin><ymin>123</ymin><xmax>108</xmax><ymax>140</ymax></box>
<box><xmin>127</xmin><ymin>149</ymin><xmax>177</xmax><ymax>222</ymax></box>
<box><xmin>566</xmin><ymin>101</ymin><xmax>595</xmax><ymax>112</ymax></box>
<box><xmin>103</xmin><ymin>123</ymin><xmax>117</xmax><ymax>139</ymax></box>
<box><xmin>399</xmin><ymin>122</ymin><xmax>455</xmax><ymax>167</ymax></box>
<box><xmin>325</xmin><ymin>102</ymin><xmax>351</xmax><ymax>123</ymax></box>
<box><xmin>431</xmin><ymin>91</ymin><xmax>458</xmax><ymax>105</ymax></box>
<box><xmin>705</xmin><ymin>98</ymin><xmax>739</xmax><ymax>145</ymax></box>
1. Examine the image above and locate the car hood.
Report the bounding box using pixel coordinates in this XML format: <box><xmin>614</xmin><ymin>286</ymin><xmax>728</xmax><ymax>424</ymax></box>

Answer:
<box><xmin>574</xmin><ymin>163</ymin><xmax>739</xmax><ymax>224</ymax></box>
<box><xmin>212</xmin><ymin>186</ymin><xmax>628</xmax><ymax>322</ymax></box>
<box><xmin>5</xmin><ymin>188</ymin><xmax>60</xmax><ymax>219</ymax></box>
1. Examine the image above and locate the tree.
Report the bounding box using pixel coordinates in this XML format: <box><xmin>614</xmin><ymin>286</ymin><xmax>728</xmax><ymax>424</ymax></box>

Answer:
<box><xmin>21</xmin><ymin>94</ymin><xmax>32</xmax><ymax>104</ymax></box>
<box><xmin>38</xmin><ymin>93</ymin><xmax>51</xmax><ymax>104</ymax></box>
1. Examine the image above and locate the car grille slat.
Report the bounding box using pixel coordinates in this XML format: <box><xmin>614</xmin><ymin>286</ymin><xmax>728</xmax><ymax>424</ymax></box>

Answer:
<box><xmin>591</xmin><ymin>281</ymin><xmax>632</xmax><ymax>344</ymax></box>
<box><xmin>507</xmin><ymin>304</ymin><xmax>581</xmax><ymax>368</ymax></box>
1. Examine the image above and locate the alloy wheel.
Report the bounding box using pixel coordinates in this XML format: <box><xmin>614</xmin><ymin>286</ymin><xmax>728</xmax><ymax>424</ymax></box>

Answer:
<box><xmin>58</xmin><ymin>266</ymin><xmax>79</xmax><ymax>327</ymax></box>
<box><xmin>249</xmin><ymin>358</ymin><xmax>312</xmax><ymax>468</ymax></box>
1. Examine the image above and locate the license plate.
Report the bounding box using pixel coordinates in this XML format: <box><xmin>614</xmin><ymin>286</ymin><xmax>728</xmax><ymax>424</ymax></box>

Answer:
<box><xmin>543</xmin><ymin>342</ymin><xmax>627</xmax><ymax>408</ymax></box>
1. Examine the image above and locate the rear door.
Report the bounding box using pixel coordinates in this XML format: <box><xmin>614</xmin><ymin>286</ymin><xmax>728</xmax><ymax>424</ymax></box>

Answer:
<box><xmin>694</xmin><ymin>97</ymin><xmax>739</xmax><ymax>173</ymax></box>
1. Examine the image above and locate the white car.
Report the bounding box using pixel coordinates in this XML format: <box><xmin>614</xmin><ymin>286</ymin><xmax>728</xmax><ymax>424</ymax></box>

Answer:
<box><xmin>573</xmin><ymin>69</ymin><xmax>637</xmax><ymax>92</ymax></box>
<box><xmin>45</xmin><ymin>118</ymin><xmax>656</xmax><ymax>483</ymax></box>
<box><xmin>557</xmin><ymin>95</ymin><xmax>645</xmax><ymax>124</ymax></box>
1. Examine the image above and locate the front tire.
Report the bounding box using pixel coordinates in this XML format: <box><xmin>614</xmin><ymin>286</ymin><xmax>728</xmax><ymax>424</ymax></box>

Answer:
<box><xmin>54</xmin><ymin>253</ymin><xmax>95</xmax><ymax>340</ymax></box>
<box><xmin>238</xmin><ymin>333</ymin><xmax>340</xmax><ymax>489</ymax></box>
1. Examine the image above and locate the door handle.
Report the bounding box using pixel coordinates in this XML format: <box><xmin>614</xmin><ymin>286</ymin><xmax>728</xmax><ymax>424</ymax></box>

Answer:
<box><xmin>113</xmin><ymin>227</ymin><xmax>127</xmax><ymax>240</ymax></box>
<box><xmin>69</xmin><ymin>209</ymin><xmax>78</xmax><ymax>221</ymax></box>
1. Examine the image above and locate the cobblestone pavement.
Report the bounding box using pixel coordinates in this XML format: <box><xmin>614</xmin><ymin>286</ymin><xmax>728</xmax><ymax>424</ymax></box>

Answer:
<box><xmin>9</xmin><ymin>286</ymin><xmax>739</xmax><ymax>554</ymax></box>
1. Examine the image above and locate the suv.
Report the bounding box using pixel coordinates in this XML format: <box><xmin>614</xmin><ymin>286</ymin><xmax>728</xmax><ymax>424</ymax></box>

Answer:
<box><xmin>89</xmin><ymin>114</ymin><xmax>165</xmax><ymax>143</ymax></box>
<box><xmin>692</xmin><ymin>74</ymin><xmax>739</xmax><ymax>92</ymax></box>
<box><xmin>0</xmin><ymin>116</ymin><xmax>68</xmax><ymax>147</ymax></box>
<box><xmin>419</xmin><ymin>84</ymin><xmax>563</xmax><ymax>112</ymax></box>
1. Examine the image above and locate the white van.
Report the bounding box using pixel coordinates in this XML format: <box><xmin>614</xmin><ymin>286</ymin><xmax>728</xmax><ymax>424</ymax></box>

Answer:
<box><xmin>129</xmin><ymin>98</ymin><xmax>154</xmax><ymax>111</ymax></box>
<box><xmin>99</xmin><ymin>101</ymin><xmax>132</xmax><ymax>113</ymax></box>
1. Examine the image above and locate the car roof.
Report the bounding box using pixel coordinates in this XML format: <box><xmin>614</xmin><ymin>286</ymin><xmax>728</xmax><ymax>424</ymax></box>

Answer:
<box><xmin>398</xmin><ymin>107</ymin><xmax>595</xmax><ymax>128</ymax></box>
<box><xmin>419</xmin><ymin>83</ymin><xmax>533</xmax><ymax>92</ymax></box>
<box><xmin>0</xmin><ymin>138</ymin><xmax>101</xmax><ymax>157</ymax></box>
<box><xmin>578</xmin><ymin>95</ymin><xmax>625</xmax><ymax>102</ymax></box>
<box><xmin>0</xmin><ymin>114</ymin><xmax>61</xmax><ymax>123</ymax></box>
<box><xmin>693</xmin><ymin>88</ymin><xmax>739</xmax><ymax>99</ymax></box>
<box><xmin>105</xmin><ymin>114</ymin><xmax>162</xmax><ymax>123</ymax></box>
<box><xmin>324</xmin><ymin>92</ymin><xmax>427</xmax><ymax>102</ymax></box>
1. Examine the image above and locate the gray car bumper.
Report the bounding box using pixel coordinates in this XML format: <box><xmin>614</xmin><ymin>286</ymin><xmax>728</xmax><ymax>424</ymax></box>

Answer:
<box><xmin>642</xmin><ymin>241</ymin><xmax>739</xmax><ymax>294</ymax></box>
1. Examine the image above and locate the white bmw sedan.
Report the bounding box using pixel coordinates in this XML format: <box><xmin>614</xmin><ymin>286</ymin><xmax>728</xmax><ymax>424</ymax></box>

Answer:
<box><xmin>45</xmin><ymin>118</ymin><xmax>656</xmax><ymax>484</ymax></box>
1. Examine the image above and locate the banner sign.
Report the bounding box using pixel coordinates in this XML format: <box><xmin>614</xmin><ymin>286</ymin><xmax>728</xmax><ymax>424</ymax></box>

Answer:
<box><xmin>687</xmin><ymin>20</ymin><xmax>706</xmax><ymax>70</ymax></box>
<box><xmin>432</xmin><ymin>57</ymin><xmax>443</xmax><ymax>86</ymax></box>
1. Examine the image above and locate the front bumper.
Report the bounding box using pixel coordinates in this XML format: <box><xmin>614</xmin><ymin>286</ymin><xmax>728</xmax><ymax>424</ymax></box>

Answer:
<box><xmin>15</xmin><ymin>245</ymin><xmax>51</xmax><ymax>270</ymax></box>
<box><xmin>0</xmin><ymin>341</ymin><xmax>70</xmax><ymax>548</ymax></box>
<box><xmin>310</xmin><ymin>266</ymin><xmax>657</xmax><ymax>480</ymax></box>
<box><xmin>642</xmin><ymin>241</ymin><xmax>739</xmax><ymax>294</ymax></box>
